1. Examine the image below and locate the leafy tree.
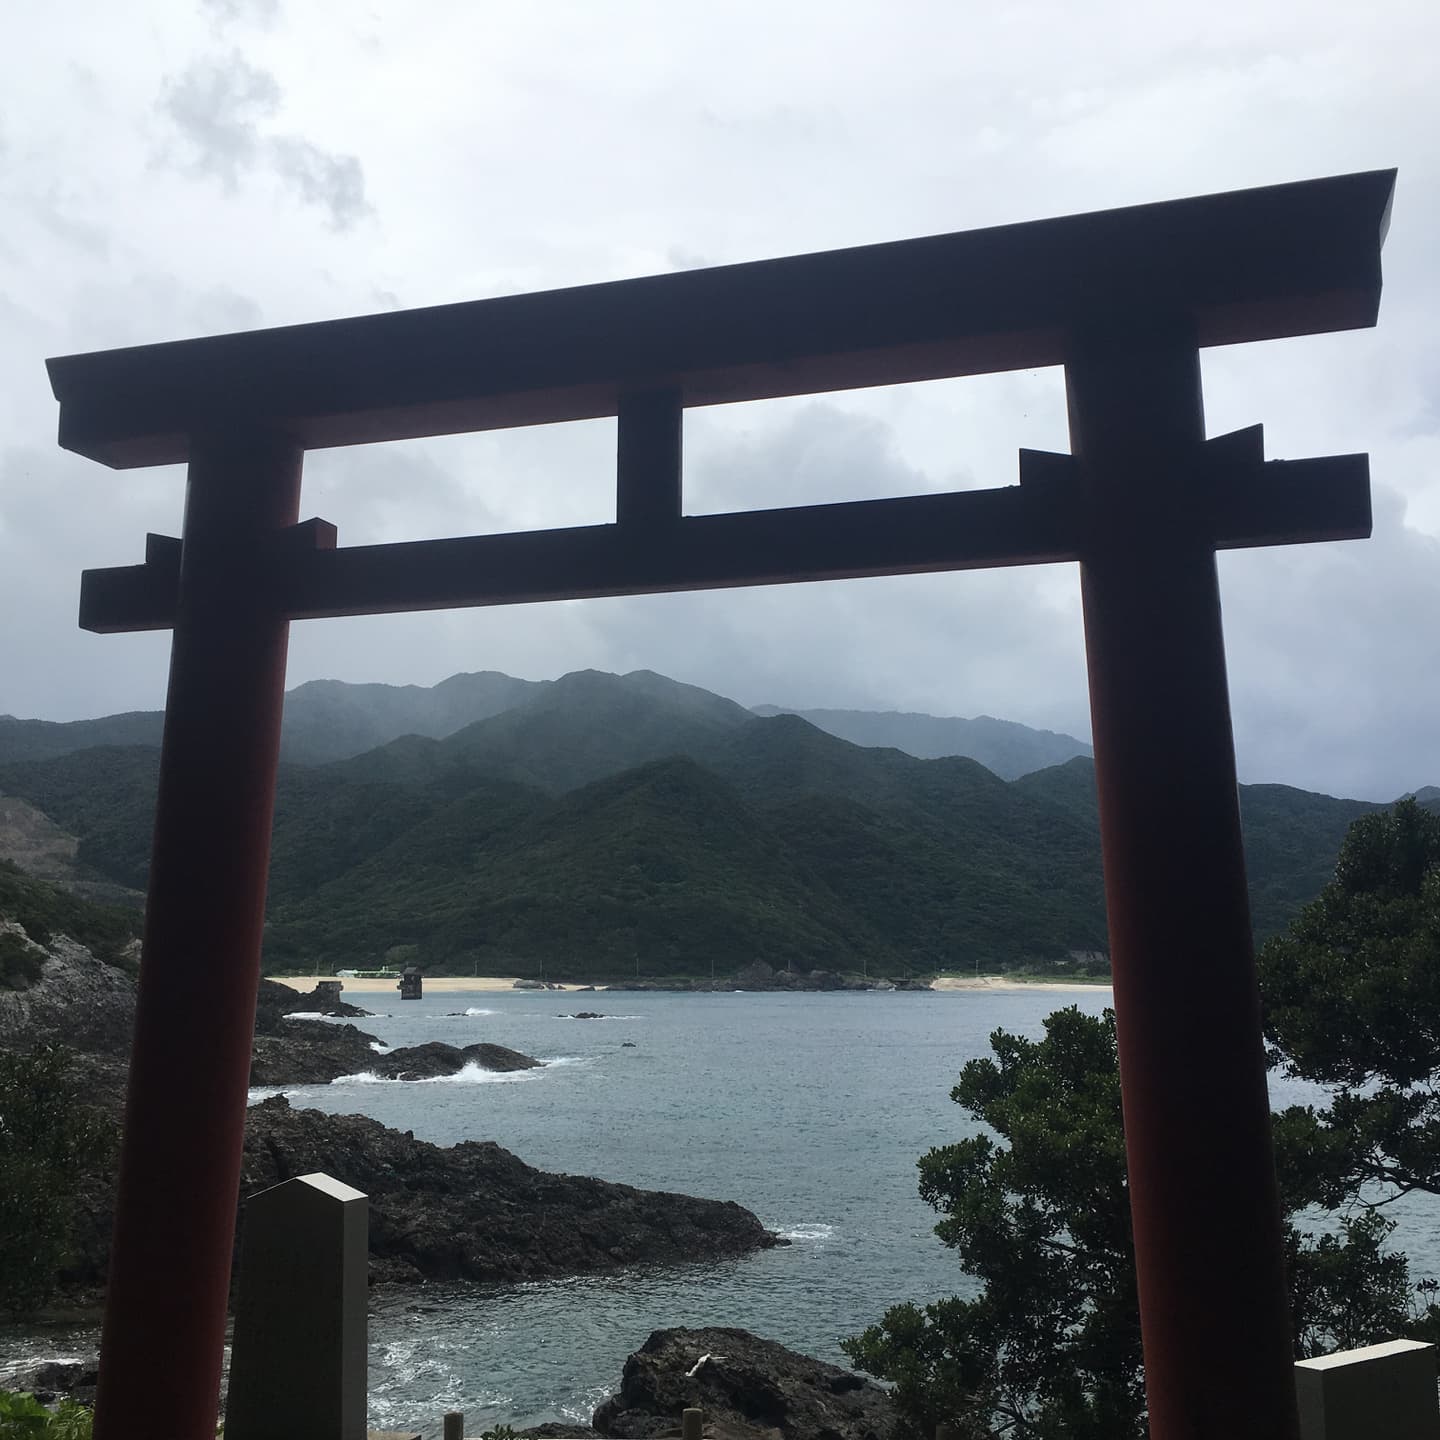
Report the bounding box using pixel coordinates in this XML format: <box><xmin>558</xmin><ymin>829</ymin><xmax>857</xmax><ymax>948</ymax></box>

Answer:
<box><xmin>844</xmin><ymin>1007</ymin><xmax>1429</xmax><ymax>1439</ymax></box>
<box><xmin>0</xmin><ymin>1047</ymin><xmax>114</xmax><ymax>1318</ymax></box>
<box><xmin>1261</xmin><ymin>796</ymin><xmax>1440</xmax><ymax>1207</ymax></box>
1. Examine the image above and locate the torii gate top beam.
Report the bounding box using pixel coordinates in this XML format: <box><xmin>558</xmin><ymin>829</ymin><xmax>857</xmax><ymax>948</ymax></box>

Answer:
<box><xmin>48</xmin><ymin>169</ymin><xmax>1393</xmax><ymax>471</ymax></box>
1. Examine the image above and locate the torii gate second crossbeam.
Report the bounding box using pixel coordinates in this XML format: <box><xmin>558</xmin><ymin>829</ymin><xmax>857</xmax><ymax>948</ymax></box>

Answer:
<box><xmin>47</xmin><ymin>168</ymin><xmax>1395</xmax><ymax>1440</ymax></box>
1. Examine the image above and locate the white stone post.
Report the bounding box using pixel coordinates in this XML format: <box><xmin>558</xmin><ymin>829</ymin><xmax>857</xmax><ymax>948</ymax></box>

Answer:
<box><xmin>226</xmin><ymin>1172</ymin><xmax>369</xmax><ymax>1440</ymax></box>
<box><xmin>1295</xmin><ymin>1339</ymin><xmax>1439</xmax><ymax>1439</ymax></box>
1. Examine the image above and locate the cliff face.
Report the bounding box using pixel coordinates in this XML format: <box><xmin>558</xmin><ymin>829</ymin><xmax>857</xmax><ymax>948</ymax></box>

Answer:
<box><xmin>0</xmin><ymin>921</ymin><xmax>137</xmax><ymax>1058</ymax></box>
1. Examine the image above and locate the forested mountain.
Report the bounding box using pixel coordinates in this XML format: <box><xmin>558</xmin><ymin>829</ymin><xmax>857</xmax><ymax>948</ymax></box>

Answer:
<box><xmin>2</xmin><ymin>668</ymin><xmax>1430</xmax><ymax>980</ymax></box>
<box><xmin>1</xmin><ymin>669</ymin><xmax>1085</xmax><ymax>777</ymax></box>
<box><xmin>751</xmin><ymin>704</ymin><xmax>1091</xmax><ymax>779</ymax></box>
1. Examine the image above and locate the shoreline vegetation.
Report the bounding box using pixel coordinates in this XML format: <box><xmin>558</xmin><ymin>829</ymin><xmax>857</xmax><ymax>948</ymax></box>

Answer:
<box><xmin>269</xmin><ymin>972</ymin><xmax>1113</xmax><ymax>995</ymax></box>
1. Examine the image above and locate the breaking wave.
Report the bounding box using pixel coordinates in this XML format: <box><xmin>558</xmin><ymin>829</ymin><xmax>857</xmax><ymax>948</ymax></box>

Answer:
<box><xmin>772</xmin><ymin>1222</ymin><xmax>835</xmax><ymax>1242</ymax></box>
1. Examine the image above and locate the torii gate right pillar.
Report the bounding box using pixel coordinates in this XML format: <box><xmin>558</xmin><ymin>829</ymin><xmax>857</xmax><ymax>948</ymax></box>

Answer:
<box><xmin>1070</xmin><ymin>326</ymin><xmax>1299</xmax><ymax>1439</ymax></box>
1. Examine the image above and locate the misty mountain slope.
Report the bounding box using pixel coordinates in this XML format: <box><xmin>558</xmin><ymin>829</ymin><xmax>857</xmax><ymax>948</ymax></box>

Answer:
<box><xmin>0</xmin><ymin>711</ymin><xmax>166</xmax><ymax>764</ymax></box>
<box><xmin>434</xmin><ymin>669</ymin><xmax>754</xmax><ymax>792</ymax></box>
<box><xmin>2</xmin><ymin>668</ymin><xmax>1098</xmax><ymax>782</ymax></box>
<box><xmin>703</xmin><ymin>715</ymin><xmax>1101</xmax><ymax>868</ymax></box>
<box><xmin>279</xmin><ymin>670</ymin><xmax>545</xmax><ymax>763</ymax></box>
<box><xmin>4</xmin><ymin>671</ymin><xmax>1429</xmax><ymax>978</ymax></box>
<box><xmin>752</xmin><ymin>702</ymin><xmax>1091</xmax><ymax>778</ymax></box>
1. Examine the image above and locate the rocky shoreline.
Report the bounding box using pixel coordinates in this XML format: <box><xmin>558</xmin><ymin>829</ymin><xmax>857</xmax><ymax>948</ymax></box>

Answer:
<box><xmin>0</xmin><ymin>932</ymin><xmax>787</xmax><ymax>1307</ymax></box>
<box><xmin>5</xmin><ymin>1326</ymin><xmax>895</xmax><ymax>1440</ymax></box>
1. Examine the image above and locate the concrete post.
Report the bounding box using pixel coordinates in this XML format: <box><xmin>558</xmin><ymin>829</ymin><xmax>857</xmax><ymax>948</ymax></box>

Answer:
<box><xmin>226</xmin><ymin>1172</ymin><xmax>369</xmax><ymax>1440</ymax></box>
<box><xmin>443</xmin><ymin>1413</ymin><xmax>464</xmax><ymax>1440</ymax></box>
<box><xmin>1295</xmin><ymin>1340</ymin><xmax>1439</xmax><ymax>1439</ymax></box>
<box><xmin>681</xmin><ymin>1409</ymin><xmax>704</xmax><ymax>1440</ymax></box>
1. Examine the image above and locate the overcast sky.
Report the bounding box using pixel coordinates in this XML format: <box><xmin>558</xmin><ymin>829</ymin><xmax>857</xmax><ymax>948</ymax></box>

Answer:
<box><xmin>1</xmin><ymin>1</ymin><xmax>1436</xmax><ymax>800</ymax></box>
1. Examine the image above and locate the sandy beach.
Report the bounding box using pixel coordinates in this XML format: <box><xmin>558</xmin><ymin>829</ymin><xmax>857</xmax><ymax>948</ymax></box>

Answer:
<box><xmin>932</xmin><ymin>975</ymin><xmax>1113</xmax><ymax>994</ymax></box>
<box><xmin>272</xmin><ymin>973</ymin><xmax>1110</xmax><ymax>995</ymax></box>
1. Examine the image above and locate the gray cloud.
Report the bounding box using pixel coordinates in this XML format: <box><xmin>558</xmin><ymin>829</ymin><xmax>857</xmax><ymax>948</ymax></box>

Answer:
<box><xmin>200</xmin><ymin>0</ymin><xmax>280</xmax><ymax>25</ymax></box>
<box><xmin>266</xmin><ymin>136</ymin><xmax>370</xmax><ymax>232</ymax></box>
<box><xmin>158</xmin><ymin>51</ymin><xmax>370</xmax><ymax>229</ymax></box>
<box><xmin>159</xmin><ymin>50</ymin><xmax>279</xmax><ymax>188</ymax></box>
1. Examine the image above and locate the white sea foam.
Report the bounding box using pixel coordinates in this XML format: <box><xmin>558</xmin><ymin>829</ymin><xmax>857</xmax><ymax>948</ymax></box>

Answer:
<box><xmin>331</xmin><ymin>1063</ymin><xmax>545</xmax><ymax>1086</ymax></box>
<box><xmin>282</xmin><ymin>1011</ymin><xmax>327</xmax><ymax>1020</ymax></box>
<box><xmin>369</xmin><ymin>1040</ymin><xmax>391</xmax><ymax>1053</ymax></box>
<box><xmin>773</xmin><ymin>1222</ymin><xmax>835</xmax><ymax>1242</ymax></box>
<box><xmin>464</xmin><ymin>1007</ymin><xmax>497</xmax><ymax>1016</ymax></box>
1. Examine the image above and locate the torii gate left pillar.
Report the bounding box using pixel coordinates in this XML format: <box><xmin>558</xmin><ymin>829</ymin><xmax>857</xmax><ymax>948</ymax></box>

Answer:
<box><xmin>93</xmin><ymin>432</ymin><xmax>302</xmax><ymax>1437</ymax></box>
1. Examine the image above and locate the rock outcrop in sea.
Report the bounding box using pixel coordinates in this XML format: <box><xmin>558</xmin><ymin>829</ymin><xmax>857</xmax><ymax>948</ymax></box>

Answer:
<box><xmin>591</xmin><ymin>1327</ymin><xmax>894</xmax><ymax>1440</ymax></box>
<box><xmin>243</xmin><ymin>1098</ymin><xmax>783</xmax><ymax>1285</ymax></box>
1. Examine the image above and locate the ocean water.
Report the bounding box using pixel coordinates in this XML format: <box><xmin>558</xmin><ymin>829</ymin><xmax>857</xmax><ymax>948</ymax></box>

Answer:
<box><xmin>243</xmin><ymin>988</ymin><xmax>1440</xmax><ymax>1435</ymax></box>
<box><xmin>7</xmin><ymin>989</ymin><xmax>1436</xmax><ymax>1434</ymax></box>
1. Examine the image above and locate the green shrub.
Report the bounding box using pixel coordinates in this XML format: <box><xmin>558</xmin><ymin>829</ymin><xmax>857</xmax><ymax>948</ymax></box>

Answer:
<box><xmin>0</xmin><ymin>1390</ymin><xmax>93</xmax><ymax>1440</ymax></box>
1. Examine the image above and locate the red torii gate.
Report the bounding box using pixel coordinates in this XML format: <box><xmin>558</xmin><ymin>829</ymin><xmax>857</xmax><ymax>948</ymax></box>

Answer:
<box><xmin>48</xmin><ymin>169</ymin><xmax>1395</xmax><ymax>1440</ymax></box>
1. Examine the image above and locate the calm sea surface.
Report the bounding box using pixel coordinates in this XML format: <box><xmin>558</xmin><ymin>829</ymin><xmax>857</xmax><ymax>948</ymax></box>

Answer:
<box><xmin>6</xmin><ymin>988</ymin><xmax>1436</xmax><ymax>1434</ymax></box>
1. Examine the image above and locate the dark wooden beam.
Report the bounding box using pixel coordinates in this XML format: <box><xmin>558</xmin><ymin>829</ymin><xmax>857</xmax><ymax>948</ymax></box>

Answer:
<box><xmin>78</xmin><ymin>454</ymin><xmax>1369</xmax><ymax>633</ymax></box>
<box><xmin>49</xmin><ymin>171</ymin><xmax>1393</xmax><ymax>470</ymax></box>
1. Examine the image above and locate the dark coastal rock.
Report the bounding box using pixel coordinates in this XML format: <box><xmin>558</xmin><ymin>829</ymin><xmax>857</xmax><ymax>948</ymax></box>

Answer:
<box><xmin>0</xmin><ymin>927</ymin><xmax>138</xmax><ymax>1058</ymax></box>
<box><xmin>592</xmin><ymin>1327</ymin><xmax>894</xmax><ymax>1440</ymax></box>
<box><xmin>291</xmin><ymin>985</ymin><xmax>373</xmax><ymax>1019</ymax></box>
<box><xmin>0</xmin><ymin>1357</ymin><xmax>100</xmax><ymax>1407</ymax></box>
<box><xmin>57</xmin><ymin>1098</ymin><xmax>785</xmax><ymax>1295</ymax></box>
<box><xmin>566</xmin><ymin>1011</ymin><xmax>606</xmax><ymax>1020</ymax></box>
<box><xmin>369</xmin><ymin>1040</ymin><xmax>541</xmax><ymax>1081</ymax></box>
<box><xmin>248</xmin><ymin>1019</ymin><xmax>381</xmax><ymax>1086</ymax></box>
<box><xmin>252</xmin><ymin>977</ymin><xmax>372</xmax><ymax>1032</ymax></box>
<box><xmin>239</xmin><ymin>1098</ymin><xmax>782</xmax><ymax>1285</ymax></box>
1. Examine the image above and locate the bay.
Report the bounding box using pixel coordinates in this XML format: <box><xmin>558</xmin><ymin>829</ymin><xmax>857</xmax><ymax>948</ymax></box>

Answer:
<box><xmin>257</xmin><ymin>986</ymin><xmax>1108</xmax><ymax>1432</ymax></box>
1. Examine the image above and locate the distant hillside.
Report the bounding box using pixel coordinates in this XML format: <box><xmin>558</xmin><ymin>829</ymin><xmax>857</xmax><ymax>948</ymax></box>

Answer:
<box><xmin>0</xmin><ymin>670</ymin><xmax>543</xmax><ymax>769</ymax></box>
<box><xmin>4</xmin><ymin>664</ymin><xmax>1430</xmax><ymax>980</ymax></box>
<box><xmin>751</xmin><ymin>704</ymin><xmax>1091</xmax><ymax>779</ymax></box>
<box><xmin>0</xmin><ymin>710</ymin><xmax>165</xmax><ymax>763</ymax></box>
<box><xmin>3</xmin><ymin>669</ymin><xmax>1090</xmax><ymax>780</ymax></box>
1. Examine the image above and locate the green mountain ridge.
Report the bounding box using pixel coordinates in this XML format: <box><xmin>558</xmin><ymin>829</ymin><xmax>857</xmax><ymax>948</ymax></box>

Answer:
<box><xmin>751</xmin><ymin>703</ymin><xmax>1092</xmax><ymax>779</ymax></box>
<box><xmin>1</xmin><ymin>667</ymin><xmax>1095</xmax><ymax>780</ymax></box>
<box><xmin>3</xmin><ymin>667</ymin><xmax>1430</xmax><ymax>980</ymax></box>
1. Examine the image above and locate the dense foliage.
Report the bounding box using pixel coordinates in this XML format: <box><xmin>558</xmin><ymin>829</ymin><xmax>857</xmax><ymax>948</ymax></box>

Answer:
<box><xmin>847</xmin><ymin>798</ymin><xmax>1440</xmax><ymax>1436</ymax></box>
<box><xmin>0</xmin><ymin>1047</ymin><xmax>115</xmax><ymax>1317</ymax></box>
<box><xmin>1261</xmin><ymin>796</ymin><xmax>1440</xmax><ymax>1208</ymax></box>
<box><xmin>843</xmin><ymin>1008</ymin><xmax>1428</xmax><ymax>1438</ymax></box>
